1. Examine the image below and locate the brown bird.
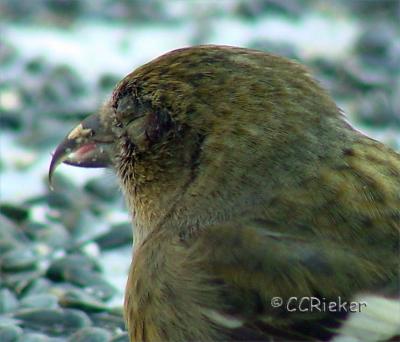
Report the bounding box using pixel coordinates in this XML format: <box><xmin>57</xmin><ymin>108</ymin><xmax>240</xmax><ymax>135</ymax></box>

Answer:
<box><xmin>49</xmin><ymin>45</ymin><xmax>400</xmax><ymax>341</ymax></box>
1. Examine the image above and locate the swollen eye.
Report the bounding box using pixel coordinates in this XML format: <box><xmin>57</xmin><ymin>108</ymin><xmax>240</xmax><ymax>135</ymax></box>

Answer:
<box><xmin>116</xmin><ymin>96</ymin><xmax>138</xmax><ymax>119</ymax></box>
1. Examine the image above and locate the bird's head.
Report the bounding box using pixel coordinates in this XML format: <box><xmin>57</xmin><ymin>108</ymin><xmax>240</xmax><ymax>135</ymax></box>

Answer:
<box><xmin>49</xmin><ymin>45</ymin><xmax>349</xmax><ymax>238</ymax></box>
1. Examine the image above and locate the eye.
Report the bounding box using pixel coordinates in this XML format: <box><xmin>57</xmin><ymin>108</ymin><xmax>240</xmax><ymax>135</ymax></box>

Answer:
<box><xmin>115</xmin><ymin>120</ymin><xmax>123</xmax><ymax>128</ymax></box>
<box><xmin>115</xmin><ymin>95</ymin><xmax>144</xmax><ymax>125</ymax></box>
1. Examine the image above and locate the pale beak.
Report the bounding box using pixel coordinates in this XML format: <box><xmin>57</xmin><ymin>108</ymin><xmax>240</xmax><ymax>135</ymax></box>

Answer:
<box><xmin>49</xmin><ymin>113</ymin><xmax>114</xmax><ymax>189</ymax></box>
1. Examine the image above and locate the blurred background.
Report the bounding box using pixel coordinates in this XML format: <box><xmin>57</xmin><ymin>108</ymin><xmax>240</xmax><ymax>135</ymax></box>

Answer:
<box><xmin>0</xmin><ymin>1</ymin><xmax>399</xmax><ymax>341</ymax></box>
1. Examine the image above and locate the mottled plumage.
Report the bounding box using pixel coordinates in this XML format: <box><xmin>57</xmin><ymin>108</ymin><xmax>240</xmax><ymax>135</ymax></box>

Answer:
<box><xmin>49</xmin><ymin>45</ymin><xmax>400</xmax><ymax>341</ymax></box>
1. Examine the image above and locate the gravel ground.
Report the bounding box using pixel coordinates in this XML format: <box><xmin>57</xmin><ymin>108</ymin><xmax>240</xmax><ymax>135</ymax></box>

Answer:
<box><xmin>0</xmin><ymin>1</ymin><xmax>399</xmax><ymax>341</ymax></box>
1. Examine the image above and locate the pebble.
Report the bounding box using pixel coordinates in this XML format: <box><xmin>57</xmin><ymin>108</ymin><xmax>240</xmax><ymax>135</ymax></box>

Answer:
<box><xmin>68</xmin><ymin>327</ymin><xmax>112</xmax><ymax>342</ymax></box>
<box><xmin>2</xmin><ymin>270</ymin><xmax>43</xmax><ymax>295</ymax></box>
<box><xmin>356</xmin><ymin>21</ymin><xmax>399</xmax><ymax>70</ymax></box>
<box><xmin>21</xmin><ymin>277</ymin><xmax>53</xmax><ymax>297</ymax></box>
<box><xmin>46</xmin><ymin>254</ymin><xmax>116</xmax><ymax>301</ymax></box>
<box><xmin>57</xmin><ymin>287</ymin><xmax>111</xmax><ymax>313</ymax></box>
<box><xmin>21</xmin><ymin>332</ymin><xmax>67</xmax><ymax>342</ymax></box>
<box><xmin>355</xmin><ymin>90</ymin><xmax>398</xmax><ymax>127</ymax></box>
<box><xmin>22</xmin><ymin>221</ymin><xmax>71</xmax><ymax>250</ymax></box>
<box><xmin>0</xmin><ymin>324</ymin><xmax>23</xmax><ymax>342</ymax></box>
<box><xmin>84</xmin><ymin>176</ymin><xmax>119</xmax><ymax>203</ymax></box>
<box><xmin>248</xmin><ymin>39</ymin><xmax>300</xmax><ymax>60</ymax></box>
<box><xmin>0</xmin><ymin>215</ymin><xmax>23</xmax><ymax>239</ymax></box>
<box><xmin>236</xmin><ymin>0</ymin><xmax>304</xmax><ymax>19</ymax></box>
<box><xmin>47</xmin><ymin>254</ymin><xmax>100</xmax><ymax>280</ymax></box>
<box><xmin>14</xmin><ymin>308</ymin><xmax>91</xmax><ymax>336</ymax></box>
<box><xmin>0</xmin><ymin>239</ymin><xmax>21</xmax><ymax>257</ymax></box>
<box><xmin>0</xmin><ymin>203</ymin><xmax>29</xmax><ymax>223</ymax></box>
<box><xmin>20</xmin><ymin>294</ymin><xmax>59</xmax><ymax>310</ymax></box>
<box><xmin>0</xmin><ymin>247</ymin><xmax>39</xmax><ymax>272</ymax></box>
<box><xmin>94</xmin><ymin>223</ymin><xmax>132</xmax><ymax>250</ymax></box>
<box><xmin>89</xmin><ymin>311</ymin><xmax>126</xmax><ymax>332</ymax></box>
<box><xmin>18</xmin><ymin>332</ymin><xmax>54</xmax><ymax>342</ymax></box>
<box><xmin>0</xmin><ymin>289</ymin><xmax>19</xmax><ymax>314</ymax></box>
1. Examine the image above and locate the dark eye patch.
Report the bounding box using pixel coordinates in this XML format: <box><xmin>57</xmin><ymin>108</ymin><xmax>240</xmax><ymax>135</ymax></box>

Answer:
<box><xmin>115</xmin><ymin>95</ymin><xmax>144</xmax><ymax>124</ymax></box>
<box><xmin>144</xmin><ymin>108</ymin><xmax>174</xmax><ymax>144</ymax></box>
<box><xmin>114</xmin><ymin>95</ymin><xmax>176</xmax><ymax>154</ymax></box>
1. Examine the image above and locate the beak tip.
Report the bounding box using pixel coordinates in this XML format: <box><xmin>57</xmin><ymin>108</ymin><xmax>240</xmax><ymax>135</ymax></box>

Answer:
<box><xmin>48</xmin><ymin>171</ymin><xmax>55</xmax><ymax>191</ymax></box>
<box><xmin>48</xmin><ymin>152</ymin><xmax>60</xmax><ymax>191</ymax></box>
<box><xmin>48</xmin><ymin>165</ymin><xmax>55</xmax><ymax>191</ymax></box>
<box><xmin>48</xmin><ymin>136</ymin><xmax>74</xmax><ymax>190</ymax></box>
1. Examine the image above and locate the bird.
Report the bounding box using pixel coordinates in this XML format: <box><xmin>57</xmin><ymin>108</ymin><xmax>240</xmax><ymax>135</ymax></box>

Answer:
<box><xmin>49</xmin><ymin>45</ymin><xmax>400</xmax><ymax>341</ymax></box>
